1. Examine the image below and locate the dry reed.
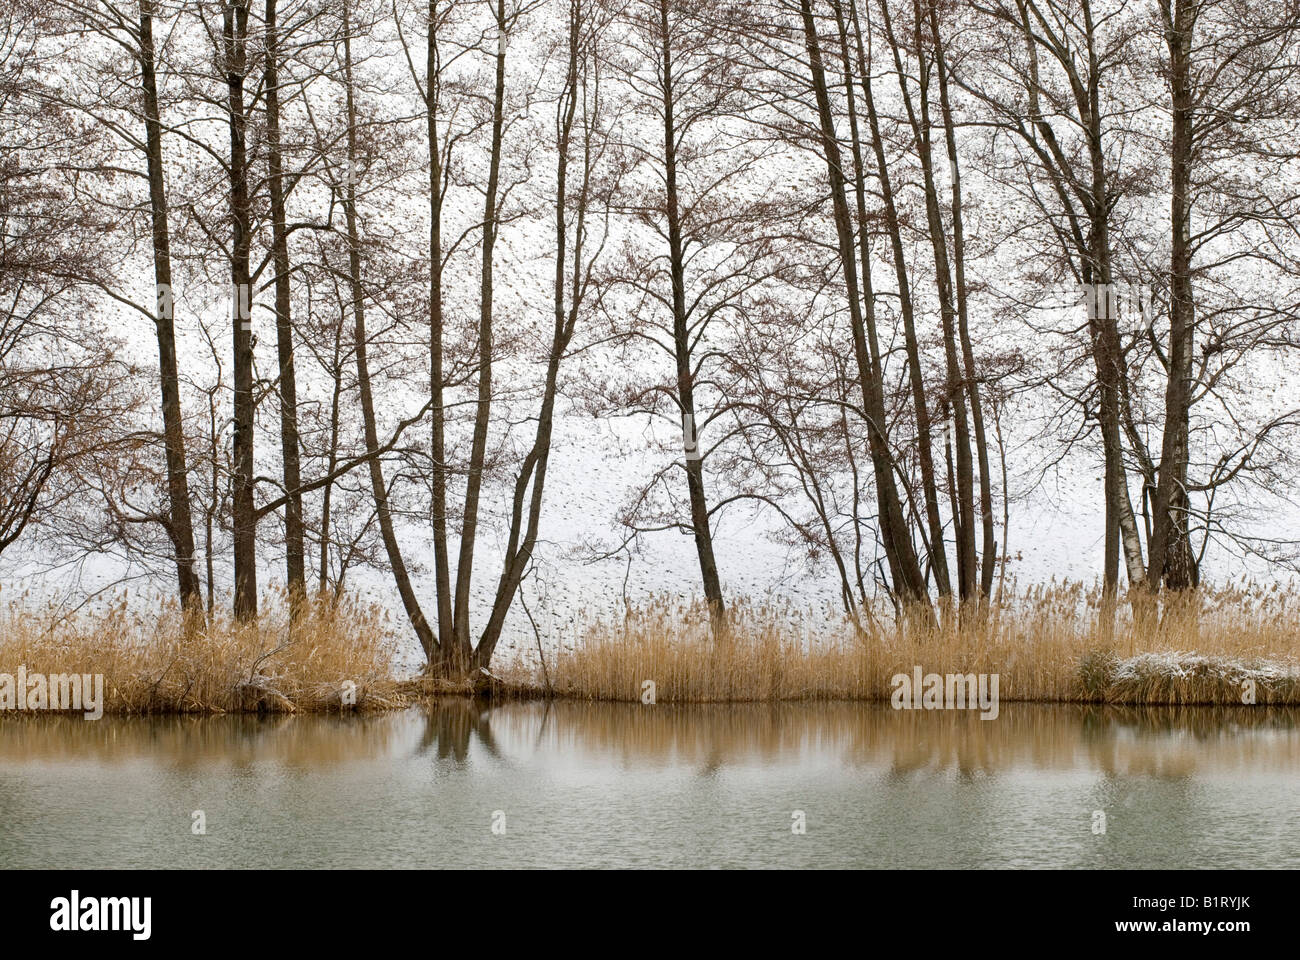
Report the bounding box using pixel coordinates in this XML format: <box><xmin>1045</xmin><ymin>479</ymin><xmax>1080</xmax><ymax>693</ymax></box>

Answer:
<box><xmin>0</xmin><ymin>590</ymin><xmax>405</xmax><ymax>714</ymax></box>
<box><xmin>504</xmin><ymin>582</ymin><xmax>1300</xmax><ymax>705</ymax></box>
<box><xmin>3</xmin><ymin>581</ymin><xmax>1298</xmax><ymax>713</ymax></box>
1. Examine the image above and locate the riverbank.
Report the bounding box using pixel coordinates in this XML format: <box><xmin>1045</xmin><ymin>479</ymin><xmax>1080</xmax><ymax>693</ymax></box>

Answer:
<box><xmin>493</xmin><ymin>586</ymin><xmax>1300</xmax><ymax>706</ymax></box>
<box><xmin>0</xmin><ymin>594</ymin><xmax>406</xmax><ymax>714</ymax></box>
<box><xmin>2</xmin><ymin>585</ymin><xmax>1297</xmax><ymax>713</ymax></box>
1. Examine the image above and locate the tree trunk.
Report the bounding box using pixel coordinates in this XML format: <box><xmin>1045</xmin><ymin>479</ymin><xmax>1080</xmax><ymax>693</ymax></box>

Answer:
<box><xmin>807</xmin><ymin>0</ymin><xmax>931</xmax><ymax>613</ymax></box>
<box><xmin>318</xmin><ymin>311</ymin><xmax>344</xmax><ymax>592</ymax></box>
<box><xmin>341</xmin><ymin>0</ymin><xmax>437</xmax><ymax>661</ymax></box>
<box><xmin>139</xmin><ymin>0</ymin><xmax>202</xmax><ymax>615</ymax></box>
<box><xmin>425</xmin><ymin>0</ymin><xmax>455</xmax><ymax>656</ymax></box>
<box><xmin>1083</xmin><ymin>52</ymin><xmax>1146</xmax><ymax>597</ymax></box>
<box><xmin>659</xmin><ymin>0</ymin><xmax>727</xmax><ymax>639</ymax></box>
<box><xmin>857</xmin><ymin>0</ymin><xmax>950</xmax><ymax>600</ymax></box>
<box><xmin>450</xmin><ymin>0</ymin><xmax>509</xmax><ymax>668</ymax></box>
<box><xmin>842</xmin><ymin>0</ymin><xmax>933</xmax><ymax>611</ymax></box>
<box><xmin>265</xmin><ymin>0</ymin><xmax>306</xmax><ymax>610</ymax></box>
<box><xmin>927</xmin><ymin>0</ymin><xmax>998</xmax><ymax>598</ymax></box>
<box><xmin>883</xmin><ymin>0</ymin><xmax>977</xmax><ymax>602</ymax></box>
<box><xmin>224</xmin><ymin>0</ymin><xmax>257</xmax><ymax>620</ymax></box>
<box><xmin>1149</xmin><ymin>0</ymin><xmax>1198</xmax><ymax>592</ymax></box>
<box><xmin>475</xmin><ymin>0</ymin><xmax>590</xmax><ymax>668</ymax></box>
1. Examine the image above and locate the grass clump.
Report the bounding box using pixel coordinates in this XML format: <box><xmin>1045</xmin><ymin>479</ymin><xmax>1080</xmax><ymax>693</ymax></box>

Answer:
<box><xmin>0</xmin><ymin>591</ymin><xmax>404</xmax><ymax>714</ymax></box>
<box><xmin>4</xmin><ymin>580</ymin><xmax>1299</xmax><ymax>712</ymax></box>
<box><xmin>503</xmin><ymin>583</ymin><xmax>1300</xmax><ymax>705</ymax></box>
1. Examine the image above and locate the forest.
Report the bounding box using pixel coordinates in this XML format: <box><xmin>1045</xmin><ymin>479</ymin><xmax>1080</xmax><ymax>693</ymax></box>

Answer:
<box><xmin>2</xmin><ymin>0</ymin><xmax>1299</xmax><ymax>703</ymax></box>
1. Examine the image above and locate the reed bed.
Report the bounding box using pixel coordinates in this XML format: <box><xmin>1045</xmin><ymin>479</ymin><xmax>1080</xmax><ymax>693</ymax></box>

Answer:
<box><xmin>508</xmin><ymin>582</ymin><xmax>1300</xmax><ymax>705</ymax></box>
<box><xmin>3</xmin><ymin>581</ymin><xmax>1298</xmax><ymax>713</ymax></box>
<box><xmin>0</xmin><ymin>591</ymin><xmax>405</xmax><ymax>714</ymax></box>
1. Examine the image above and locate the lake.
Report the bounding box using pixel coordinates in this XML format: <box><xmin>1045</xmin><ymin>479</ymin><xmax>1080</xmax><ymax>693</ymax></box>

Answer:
<box><xmin>1</xmin><ymin>702</ymin><xmax>1297</xmax><ymax>868</ymax></box>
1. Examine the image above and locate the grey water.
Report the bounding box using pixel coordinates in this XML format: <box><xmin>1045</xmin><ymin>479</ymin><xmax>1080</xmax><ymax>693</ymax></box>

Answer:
<box><xmin>1</xmin><ymin>702</ymin><xmax>1297</xmax><ymax>868</ymax></box>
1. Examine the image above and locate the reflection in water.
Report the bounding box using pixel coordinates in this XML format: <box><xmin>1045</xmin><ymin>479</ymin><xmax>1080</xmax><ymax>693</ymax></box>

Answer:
<box><xmin>412</xmin><ymin>700</ymin><xmax>502</xmax><ymax>763</ymax></box>
<box><xmin>1</xmin><ymin>702</ymin><xmax>1297</xmax><ymax>868</ymax></box>
<box><xmin>3</xmin><ymin>702</ymin><xmax>1296</xmax><ymax>774</ymax></box>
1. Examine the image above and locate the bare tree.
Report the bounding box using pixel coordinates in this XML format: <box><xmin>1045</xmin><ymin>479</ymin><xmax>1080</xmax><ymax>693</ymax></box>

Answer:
<box><xmin>37</xmin><ymin>0</ymin><xmax>204</xmax><ymax>610</ymax></box>
<box><xmin>958</xmin><ymin>0</ymin><xmax>1149</xmax><ymax>604</ymax></box>
<box><xmin>789</xmin><ymin>0</ymin><xmax>933</xmax><ymax>610</ymax></box>
<box><xmin>1145</xmin><ymin>0</ymin><xmax>1300</xmax><ymax>591</ymax></box>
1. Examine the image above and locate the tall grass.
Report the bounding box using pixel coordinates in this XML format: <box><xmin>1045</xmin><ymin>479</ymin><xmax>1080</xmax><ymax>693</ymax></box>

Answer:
<box><xmin>3</xmin><ymin>581</ymin><xmax>1298</xmax><ymax>712</ymax></box>
<box><xmin>505</xmin><ymin>582</ymin><xmax>1300</xmax><ymax>705</ymax></box>
<box><xmin>0</xmin><ymin>591</ymin><xmax>404</xmax><ymax>714</ymax></box>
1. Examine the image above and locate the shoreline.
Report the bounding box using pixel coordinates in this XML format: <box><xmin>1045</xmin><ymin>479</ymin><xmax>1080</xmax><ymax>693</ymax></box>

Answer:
<box><xmin>5</xmin><ymin>589</ymin><xmax>1298</xmax><ymax>715</ymax></box>
<box><xmin>2</xmin><ymin>655</ymin><xmax>1297</xmax><ymax>717</ymax></box>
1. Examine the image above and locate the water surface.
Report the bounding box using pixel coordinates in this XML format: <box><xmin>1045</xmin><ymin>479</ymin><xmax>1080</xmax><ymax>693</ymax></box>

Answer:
<box><xmin>2</xmin><ymin>702</ymin><xmax>1297</xmax><ymax>868</ymax></box>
